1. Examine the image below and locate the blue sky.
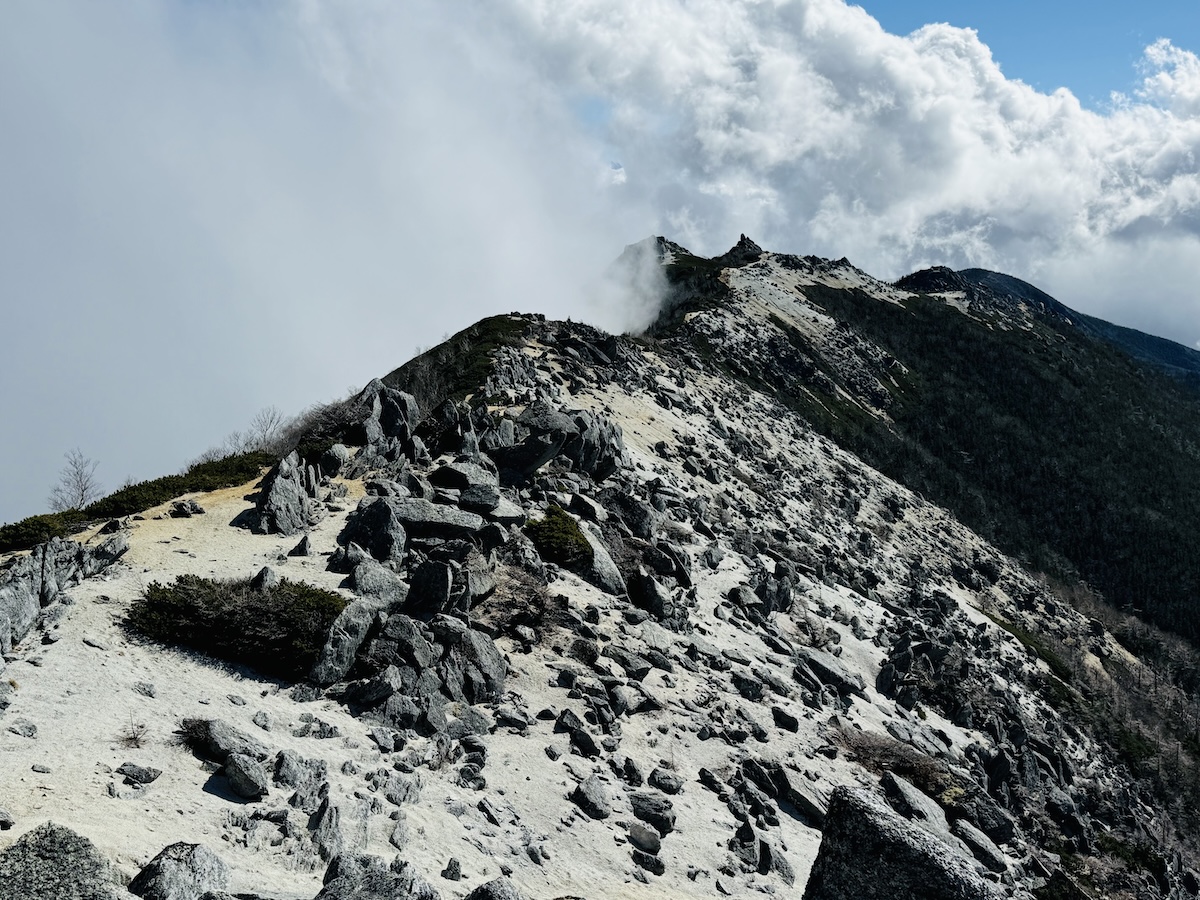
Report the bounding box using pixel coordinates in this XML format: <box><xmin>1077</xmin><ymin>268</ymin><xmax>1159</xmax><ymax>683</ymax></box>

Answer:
<box><xmin>861</xmin><ymin>1</ymin><xmax>1200</xmax><ymax>108</ymax></box>
<box><xmin>2</xmin><ymin>0</ymin><xmax>1200</xmax><ymax>526</ymax></box>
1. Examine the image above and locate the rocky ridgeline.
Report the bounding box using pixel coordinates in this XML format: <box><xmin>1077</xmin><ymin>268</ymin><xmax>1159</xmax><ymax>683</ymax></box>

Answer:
<box><xmin>0</xmin><ymin>299</ymin><xmax>1193</xmax><ymax>899</ymax></box>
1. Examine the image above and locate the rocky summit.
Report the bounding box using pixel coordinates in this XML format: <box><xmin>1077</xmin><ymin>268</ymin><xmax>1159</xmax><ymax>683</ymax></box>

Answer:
<box><xmin>4</xmin><ymin>237</ymin><xmax>1200</xmax><ymax>900</ymax></box>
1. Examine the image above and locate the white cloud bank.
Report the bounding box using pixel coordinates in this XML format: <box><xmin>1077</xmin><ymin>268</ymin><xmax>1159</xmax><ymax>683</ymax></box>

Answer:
<box><xmin>1</xmin><ymin>0</ymin><xmax>1198</xmax><ymax>522</ymax></box>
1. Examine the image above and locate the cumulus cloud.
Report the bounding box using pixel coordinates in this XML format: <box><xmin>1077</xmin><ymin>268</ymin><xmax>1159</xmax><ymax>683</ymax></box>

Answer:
<box><xmin>490</xmin><ymin>0</ymin><xmax>1200</xmax><ymax>335</ymax></box>
<box><xmin>2</xmin><ymin>0</ymin><xmax>1199</xmax><ymax>522</ymax></box>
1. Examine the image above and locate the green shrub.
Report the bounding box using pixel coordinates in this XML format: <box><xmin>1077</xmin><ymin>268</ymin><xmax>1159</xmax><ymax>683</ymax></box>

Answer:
<box><xmin>126</xmin><ymin>574</ymin><xmax>347</xmax><ymax>681</ymax></box>
<box><xmin>1111</xmin><ymin>725</ymin><xmax>1159</xmax><ymax>769</ymax></box>
<box><xmin>986</xmin><ymin>613</ymin><xmax>1073</xmax><ymax>683</ymax></box>
<box><xmin>525</xmin><ymin>505</ymin><xmax>594</xmax><ymax>571</ymax></box>
<box><xmin>0</xmin><ymin>513</ymin><xmax>80</xmax><ymax>550</ymax></box>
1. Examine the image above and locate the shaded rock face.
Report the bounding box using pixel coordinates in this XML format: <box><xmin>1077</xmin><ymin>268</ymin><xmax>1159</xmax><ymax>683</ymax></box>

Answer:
<box><xmin>0</xmin><ymin>822</ymin><xmax>119</xmax><ymax>900</ymax></box>
<box><xmin>0</xmin><ymin>533</ymin><xmax>126</xmax><ymax>653</ymax></box>
<box><xmin>802</xmin><ymin>787</ymin><xmax>1002</xmax><ymax>900</ymax></box>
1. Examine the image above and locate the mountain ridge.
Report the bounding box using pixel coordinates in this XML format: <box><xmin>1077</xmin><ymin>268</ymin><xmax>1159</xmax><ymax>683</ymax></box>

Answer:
<box><xmin>2</xmin><ymin>239</ymin><xmax>1200</xmax><ymax>900</ymax></box>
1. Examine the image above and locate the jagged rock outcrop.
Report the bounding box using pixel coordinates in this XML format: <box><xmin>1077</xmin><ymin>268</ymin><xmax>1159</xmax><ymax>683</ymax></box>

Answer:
<box><xmin>0</xmin><ymin>533</ymin><xmax>126</xmax><ymax>654</ymax></box>
<box><xmin>255</xmin><ymin>451</ymin><xmax>320</xmax><ymax>536</ymax></box>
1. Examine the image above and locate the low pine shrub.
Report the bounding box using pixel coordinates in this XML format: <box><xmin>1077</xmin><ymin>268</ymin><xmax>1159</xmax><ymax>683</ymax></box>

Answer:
<box><xmin>524</xmin><ymin>505</ymin><xmax>594</xmax><ymax>570</ymax></box>
<box><xmin>0</xmin><ymin>513</ymin><xmax>80</xmax><ymax>550</ymax></box>
<box><xmin>126</xmin><ymin>574</ymin><xmax>347</xmax><ymax>681</ymax></box>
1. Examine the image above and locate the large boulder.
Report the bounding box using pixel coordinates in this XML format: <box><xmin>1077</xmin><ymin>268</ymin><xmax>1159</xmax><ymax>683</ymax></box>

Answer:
<box><xmin>578</xmin><ymin>523</ymin><xmax>626</xmax><ymax>596</ymax></box>
<box><xmin>438</xmin><ymin>630</ymin><xmax>507</xmax><ymax>705</ymax></box>
<box><xmin>314</xmin><ymin>853</ymin><xmax>439</xmax><ymax>900</ymax></box>
<box><xmin>256</xmin><ymin>452</ymin><xmax>317</xmax><ymax>536</ymax></box>
<box><xmin>389</xmin><ymin>499</ymin><xmax>483</xmax><ymax>540</ymax></box>
<box><xmin>801</xmin><ymin>787</ymin><xmax>1003</xmax><ymax>900</ymax></box>
<box><xmin>128</xmin><ymin>842</ymin><xmax>230</xmax><ymax>900</ymax></box>
<box><xmin>178</xmin><ymin>719</ymin><xmax>270</xmax><ymax>764</ymax></box>
<box><xmin>463</xmin><ymin>879</ymin><xmax>526</xmax><ymax>900</ymax></box>
<box><xmin>571</xmin><ymin>775</ymin><xmax>613</xmax><ymax>819</ymax></box>
<box><xmin>561</xmin><ymin>409</ymin><xmax>627</xmax><ymax>481</ymax></box>
<box><xmin>311</xmin><ymin>594</ymin><xmax>389</xmax><ymax>686</ymax></box>
<box><xmin>340</xmin><ymin>497</ymin><xmax>409</xmax><ymax>567</ymax></box>
<box><xmin>795</xmin><ymin>648</ymin><xmax>867</xmax><ymax>699</ymax></box>
<box><xmin>0</xmin><ymin>822</ymin><xmax>120</xmax><ymax>899</ymax></box>
<box><xmin>223</xmin><ymin>753</ymin><xmax>269</xmax><ymax>800</ymax></box>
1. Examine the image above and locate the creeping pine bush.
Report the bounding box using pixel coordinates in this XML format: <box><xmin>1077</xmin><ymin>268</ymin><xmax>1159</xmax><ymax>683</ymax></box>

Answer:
<box><xmin>524</xmin><ymin>505</ymin><xmax>594</xmax><ymax>571</ymax></box>
<box><xmin>126</xmin><ymin>574</ymin><xmax>347</xmax><ymax>681</ymax></box>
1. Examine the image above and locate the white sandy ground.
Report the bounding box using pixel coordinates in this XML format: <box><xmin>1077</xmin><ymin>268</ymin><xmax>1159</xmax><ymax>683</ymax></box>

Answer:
<box><xmin>0</xmin><ymin>301</ymin><xmax>1123</xmax><ymax>898</ymax></box>
<box><xmin>0</xmin><ymin>472</ymin><xmax>929</xmax><ymax>900</ymax></box>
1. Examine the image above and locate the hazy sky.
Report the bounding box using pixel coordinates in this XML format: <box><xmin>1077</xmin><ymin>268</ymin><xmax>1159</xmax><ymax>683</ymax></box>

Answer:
<box><xmin>2</xmin><ymin>0</ymin><xmax>1200</xmax><ymax>525</ymax></box>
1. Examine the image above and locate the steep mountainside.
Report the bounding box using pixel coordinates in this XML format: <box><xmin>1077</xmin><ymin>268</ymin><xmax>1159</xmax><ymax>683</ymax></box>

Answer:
<box><xmin>2</xmin><ymin>244</ymin><xmax>1200</xmax><ymax>900</ymax></box>
<box><xmin>650</xmin><ymin>237</ymin><xmax>1200</xmax><ymax>646</ymax></box>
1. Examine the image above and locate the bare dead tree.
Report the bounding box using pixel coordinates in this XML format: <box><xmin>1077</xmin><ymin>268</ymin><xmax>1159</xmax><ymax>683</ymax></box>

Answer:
<box><xmin>47</xmin><ymin>448</ymin><xmax>102</xmax><ymax>511</ymax></box>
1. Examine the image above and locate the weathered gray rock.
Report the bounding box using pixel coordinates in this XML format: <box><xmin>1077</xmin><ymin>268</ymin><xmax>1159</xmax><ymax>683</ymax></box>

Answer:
<box><xmin>351</xmin><ymin>560</ymin><xmax>409</xmax><ymax>609</ymax></box>
<box><xmin>630</xmin><ymin>791</ymin><xmax>676</xmax><ymax>835</ymax></box>
<box><xmin>628</xmin><ymin>822</ymin><xmax>661</xmax><ymax>854</ymax></box>
<box><xmin>561</xmin><ymin>408</ymin><xmax>628</xmax><ymax>481</ymax></box>
<box><xmin>179</xmin><ymin>719</ymin><xmax>270</xmax><ymax>763</ymax></box>
<box><xmin>609</xmin><ymin>494</ymin><xmax>658</xmax><ymax>540</ymax></box>
<box><xmin>0</xmin><ymin>822</ymin><xmax>120</xmax><ymax>900</ymax></box>
<box><xmin>340</xmin><ymin>497</ymin><xmax>409</xmax><ymax>566</ymax></box>
<box><xmin>314</xmin><ymin>853</ymin><xmax>439</xmax><ymax>900</ymax></box>
<box><xmin>128</xmin><ymin>842</ymin><xmax>230</xmax><ymax>900</ymax></box>
<box><xmin>116</xmin><ymin>762</ymin><xmax>162</xmax><ymax>785</ymax></box>
<box><xmin>0</xmin><ymin>533</ymin><xmax>126</xmax><ymax>652</ymax></box>
<box><xmin>404</xmin><ymin>561</ymin><xmax>454</xmax><ymax>620</ymax></box>
<box><xmin>795</xmin><ymin>647</ymin><xmax>866</xmax><ymax>699</ymax></box>
<box><xmin>360</xmin><ymin>614</ymin><xmax>435</xmax><ymax>674</ymax></box>
<box><xmin>273</xmin><ymin>751</ymin><xmax>327</xmax><ymax>813</ymax></box>
<box><xmin>463</xmin><ymin>878</ymin><xmax>525</xmax><ymax>900</ymax></box>
<box><xmin>169</xmin><ymin>499</ymin><xmax>205</xmax><ymax>518</ymax></box>
<box><xmin>256</xmin><ymin>452</ymin><xmax>317</xmax><ymax>536</ymax></box>
<box><xmin>951</xmin><ymin>819</ymin><xmax>1008</xmax><ymax>873</ymax></box>
<box><xmin>579</xmin><ymin>524</ymin><xmax>626</xmax><ymax>596</ymax></box>
<box><xmin>773</xmin><ymin>764</ymin><xmax>830</xmax><ymax>826</ymax></box>
<box><xmin>390</xmin><ymin>498</ymin><xmax>484</xmax><ymax>539</ymax></box>
<box><xmin>438</xmin><ymin>630</ymin><xmax>507</xmax><ymax>704</ymax></box>
<box><xmin>321</xmin><ymin>444</ymin><xmax>351</xmax><ymax>478</ymax></box>
<box><xmin>311</xmin><ymin>797</ymin><xmax>344</xmax><ymax>862</ymax></box>
<box><xmin>730</xmin><ymin>821</ymin><xmax>795</xmax><ymax>885</ymax></box>
<box><xmin>311</xmin><ymin>593</ymin><xmax>388</xmax><ymax>686</ymax></box>
<box><xmin>571</xmin><ymin>774</ymin><xmax>613</xmax><ymax>819</ymax></box>
<box><xmin>648</xmin><ymin>768</ymin><xmax>684</xmax><ymax>795</ymax></box>
<box><xmin>802</xmin><ymin>787</ymin><xmax>1003</xmax><ymax>900</ymax></box>
<box><xmin>250</xmin><ymin>566</ymin><xmax>280</xmax><ymax>592</ymax></box>
<box><xmin>224</xmin><ymin>752</ymin><xmax>269</xmax><ymax>800</ymax></box>
<box><xmin>430</xmin><ymin>461</ymin><xmax>498</xmax><ymax>492</ymax></box>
